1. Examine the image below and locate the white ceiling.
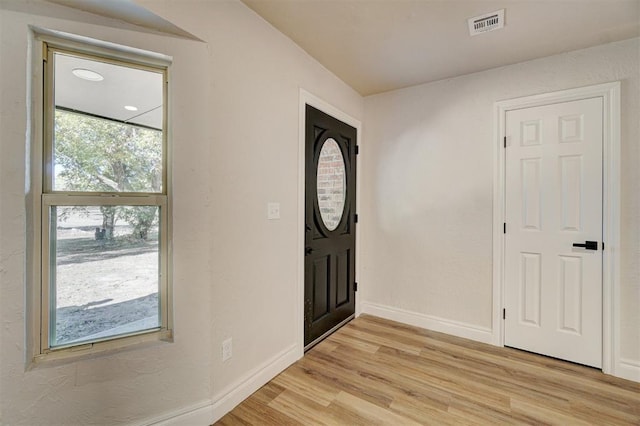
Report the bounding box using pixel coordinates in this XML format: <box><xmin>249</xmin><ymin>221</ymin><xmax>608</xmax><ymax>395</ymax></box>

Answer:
<box><xmin>42</xmin><ymin>0</ymin><xmax>639</xmax><ymax>96</ymax></box>
<box><xmin>241</xmin><ymin>0</ymin><xmax>640</xmax><ymax>95</ymax></box>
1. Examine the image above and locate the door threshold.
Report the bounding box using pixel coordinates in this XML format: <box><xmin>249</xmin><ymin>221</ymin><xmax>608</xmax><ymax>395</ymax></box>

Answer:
<box><xmin>304</xmin><ymin>314</ymin><xmax>354</xmax><ymax>352</ymax></box>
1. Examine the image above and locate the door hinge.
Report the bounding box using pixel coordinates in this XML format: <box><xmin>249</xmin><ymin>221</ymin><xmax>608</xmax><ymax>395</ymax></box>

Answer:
<box><xmin>304</xmin><ymin>299</ymin><xmax>312</xmax><ymax>328</ymax></box>
<box><xmin>355</xmin><ymin>145</ymin><xmax>360</xmax><ymax>155</ymax></box>
<box><xmin>503</xmin><ymin>308</ymin><xmax>506</xmax><ymax>320</ymax></box>
<box><xmin>503</xmin><ymin>223</ymin><xmax>506</xmax><ymax>234</ymax></box>
<box><xmin>503</xmin><ymin>136</ymin><xmax>507</xmax><ymax>148</ymax></box>
<box><xmin>42</xmin><ymin>42</ymin><xmax>48</xmax><ymax>62</ymax></box>
<box><xmin>602</xmin><ymin>242</ymin><xmax>605</xmax><ymax>250</ymax></box>
<box><xmin>354</xmin><ymin>282</ymin><xmax>358</xmax><ymax>292</ymax></box>
<box><xmin>354</xmin><ymin>214</ymin><xmax>358</xmax><ymax>223</ymax></box>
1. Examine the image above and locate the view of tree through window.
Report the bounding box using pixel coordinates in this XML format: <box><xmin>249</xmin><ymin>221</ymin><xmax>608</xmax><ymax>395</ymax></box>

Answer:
<box><xmin>54</xmin><ymin>110</ymin><xmax>162</xmax><ymax>239</ymax></box>
<box><xmin>54</xmin><ymin>109</ymin><xmax>162</xmax><ymax>193</ymax></box>
<box><xmin>51</xmin><ymin>110</ymin><xmax>163</xmax><ymax>346</ymax></box>
<box><xmin>42</xmin><ymin>47</ymin><xmax>168</xmax><ymax>350</ymax></box>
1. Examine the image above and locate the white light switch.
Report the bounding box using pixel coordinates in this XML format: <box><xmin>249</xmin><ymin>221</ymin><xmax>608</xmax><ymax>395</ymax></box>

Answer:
<box><xmin>267</xmin><ymin>202</ymin><xmax>280</xmax><ymax>220</ymax></box>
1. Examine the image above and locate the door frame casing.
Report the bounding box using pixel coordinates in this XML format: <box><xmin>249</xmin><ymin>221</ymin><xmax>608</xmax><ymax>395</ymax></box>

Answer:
<box><xmin>298</xmin><ymin>89</ymin><xmax>362</xmax><ymax>357</ymax></box>
<box><xmin>492</xmin><ymin>82</ymin><xmax>620</xmax><ymax>376</ymax></box>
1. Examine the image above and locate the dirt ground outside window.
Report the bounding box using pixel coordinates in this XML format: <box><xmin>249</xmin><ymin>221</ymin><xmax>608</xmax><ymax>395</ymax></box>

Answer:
<box><xmin>53</xmin><ymin>209</ymin><xmax>159</xmax><ymax>345</ymax></box>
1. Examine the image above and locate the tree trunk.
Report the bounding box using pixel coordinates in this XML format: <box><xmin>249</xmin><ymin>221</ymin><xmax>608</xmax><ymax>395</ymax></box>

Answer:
<box><xmin>101</xmin><ymin>206</ymin><xmax>117</xmax><ymax>240</ymax></box>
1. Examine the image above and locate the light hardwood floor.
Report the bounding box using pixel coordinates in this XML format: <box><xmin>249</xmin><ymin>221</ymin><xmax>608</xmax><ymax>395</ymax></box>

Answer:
<box><xmin>215</xmin><ymin>315</ymin><xmax>640</xmax><ymax>425</ymax></box>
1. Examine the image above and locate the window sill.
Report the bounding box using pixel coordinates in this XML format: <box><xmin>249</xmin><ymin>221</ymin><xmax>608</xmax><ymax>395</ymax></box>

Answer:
<box><xmin>28</xmin><ymin>329</ymin><xmax>173</xmax><ymax>370</ymax></box>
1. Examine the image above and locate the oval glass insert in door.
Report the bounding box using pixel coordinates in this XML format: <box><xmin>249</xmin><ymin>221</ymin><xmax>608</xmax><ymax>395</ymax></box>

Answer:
<box><xmin>317</xmin><ymin>138</ymin><xmax>346</xmax><ymax>231</ymax></box>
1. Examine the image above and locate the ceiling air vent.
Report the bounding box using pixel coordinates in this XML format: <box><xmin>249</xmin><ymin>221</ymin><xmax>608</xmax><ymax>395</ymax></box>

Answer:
<box><xmin>468</xmin><ymin>9</ymin><xmax>505</xmax><ymax>36</ymax></box>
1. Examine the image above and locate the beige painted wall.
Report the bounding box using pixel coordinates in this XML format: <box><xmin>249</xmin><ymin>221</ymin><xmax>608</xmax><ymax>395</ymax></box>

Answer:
<box><xmin>0</xmin><ymin>0</ymin><xmax>362</xmax><ymax>424</ymax></box>
<box><xmin>136</xmin><ymin>0</ymin><xmax>364</xmax><ymax>401</ymax></box>
<box><xmin>361</xmin><ymin>38</ymin><xmax>640</xmax><ymax>370</ymax></box>
<box><xmin>1</xmin><ymin>0</ymin><xmax>637</xmax><ymax>423</ymax></box>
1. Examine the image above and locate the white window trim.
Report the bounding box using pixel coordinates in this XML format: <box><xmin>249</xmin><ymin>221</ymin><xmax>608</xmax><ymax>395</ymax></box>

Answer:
<box><xmin>27</xmin><ymin>28</ymin><xmax>174</xmax><ymax>366</ymax></box>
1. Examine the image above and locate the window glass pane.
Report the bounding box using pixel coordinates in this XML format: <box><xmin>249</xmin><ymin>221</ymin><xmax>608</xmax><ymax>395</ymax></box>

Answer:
<box><xmin>317</xmin><ymin>138</ymin><xmax>346</xmax><ymax>231</ymax></box>
<box><xmin>53</xmin><ymin>52</ymin><xmax>163</xmax><ymax>193</ymax></box>
<box><xmin>50</xmin><ymin>206</ymin><xmax>160</xmax><ymax>347</ymax></box>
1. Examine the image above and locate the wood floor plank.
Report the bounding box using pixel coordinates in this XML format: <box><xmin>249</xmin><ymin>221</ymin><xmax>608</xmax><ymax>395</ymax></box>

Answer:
<box><xmin>415</xmin><ymin>334</ymin><xmax>639</xmax><ymax>402</ymax></box>
<box><xmin>312</xmin><ymin>339</ymin><xmax>340</xmax><ymax>354</ymax></box>
<box><xmin>215</xmin><ymin>411</ymin><xmax>252</xmax><ymax>426</ymax></box>
<box><xmin>248</xmin><ymin>382</ymin><xmax>286</xmax><ymax>405</ymax></box>
<box><xmin>331</xmin><ymin>391</ymin><xmax>423</xmax><ymax>426</ymax></box>
<box><xmin>268</xmin><ymin>390</ymin><xmax>332</xmax><ymax>426</ymax></box>
<box><xmin>389</xmin><ymin>394</ymin><xmax>476</xmax><ymax>426</ymax></box>
<box><xmin>509</xmin><ymin>398</ymin><xmax>594</xmax><ymax>426</ymax></box>
<box><xmin>418</xmin><ymin>343</ymin><xmax>640</xmax><ymax>417</ymax></box>
<box><xmin>230</xmin><ymin>398</ymin><xmax>300</xmax><ymax>425</ymax></box>
<box><xmin>270</xmin><ymin>365</ymin><xmax>339</xmax><ymax>407</ymax></box>
<box><xmin>336</xmin><ymin>324</ymin><xmax>422</xmax><ymax>355</ymax></box>
<box><xmin>310</xmin><ymin>344</ymin><xmax>453</xmax><ymax>414</ymax></box>
<box><xmin>325</xmin><ymin>339</ymin><xmax>528</xmax><ymax>418</ymax></box>
<box><xmin>300</xmin><ymin>354</ymin><xmax>396</xmax><ymax>409</ymax></box>
<box><xmin>214</xmin><ymin>315</ymin><xmax>640</xmax><ymax>425</ymax></box>
<box><xmin>326</xmin><ymin>329</ymin><xmax>381</xmax><ymax>354</ymax></box>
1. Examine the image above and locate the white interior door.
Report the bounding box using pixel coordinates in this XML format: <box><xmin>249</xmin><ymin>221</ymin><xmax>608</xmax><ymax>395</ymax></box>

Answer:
<box><xmin>504</xmin><ymin>97</ymin><xmax>603</xmax><ymax>368</ymax></box>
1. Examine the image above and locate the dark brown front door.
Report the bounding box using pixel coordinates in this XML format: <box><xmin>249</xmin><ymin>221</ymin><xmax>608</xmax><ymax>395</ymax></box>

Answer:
<box><xmin>304</xmin><ymin>105</ymin><xmax>357</xmax><ymax>349</ymax></box>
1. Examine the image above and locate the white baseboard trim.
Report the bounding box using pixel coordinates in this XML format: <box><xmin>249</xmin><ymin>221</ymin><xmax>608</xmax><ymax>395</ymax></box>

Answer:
<box><xmin>137</xmin><ymin>399</ymin><xmax>215</xmax><ymax>426</ymax></box>
<box><xmin>360</xmin><ymin>301</ymin><xmax>494</xmax><ymax>345</ymax></box>
<box><xmin>617</xmin><ymin>358</ymin><xmax>640</xmax><ymax>383</ymax></box>
<box><xmin>210</xmin><ymin>343</ymin><xmax>299</xmax><ymax>423</ymax></box>
<box><xmin>142</xmin><ymin>343</ymin><xmax>299</xmax><ymax>426</ymax></box>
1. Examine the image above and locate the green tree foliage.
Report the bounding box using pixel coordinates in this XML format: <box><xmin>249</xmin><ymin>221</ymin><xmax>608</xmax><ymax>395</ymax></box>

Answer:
<box><xmin>54</xmin><ymin>109</ymin><xmax>162</xmax><ymax>240</ymax></box>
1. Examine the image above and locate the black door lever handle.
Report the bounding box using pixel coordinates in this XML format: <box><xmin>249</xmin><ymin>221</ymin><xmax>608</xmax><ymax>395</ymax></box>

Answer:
<box><xmin>573</xmin><ymin>241</ymin><xmax>598</xmax><ymax>250</ymax></box>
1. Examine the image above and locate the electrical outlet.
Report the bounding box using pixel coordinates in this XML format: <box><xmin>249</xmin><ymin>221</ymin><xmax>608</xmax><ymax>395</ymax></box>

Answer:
<box><xmin>222</xmin><ymin>338</ymin><xmax>232</xmax><ymax>361</ymax></box>
<box><xmin>267</xmin><ymin>202</ymin><xmax>280</xmax><ymax>220</ymax></box>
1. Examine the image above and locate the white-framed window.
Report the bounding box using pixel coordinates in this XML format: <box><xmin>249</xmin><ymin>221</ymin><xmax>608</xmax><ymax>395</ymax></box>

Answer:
<box><xmin>32</xmin><ymin>33</ymin><xmax>172</xmax><ymax>361</ymax></box>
